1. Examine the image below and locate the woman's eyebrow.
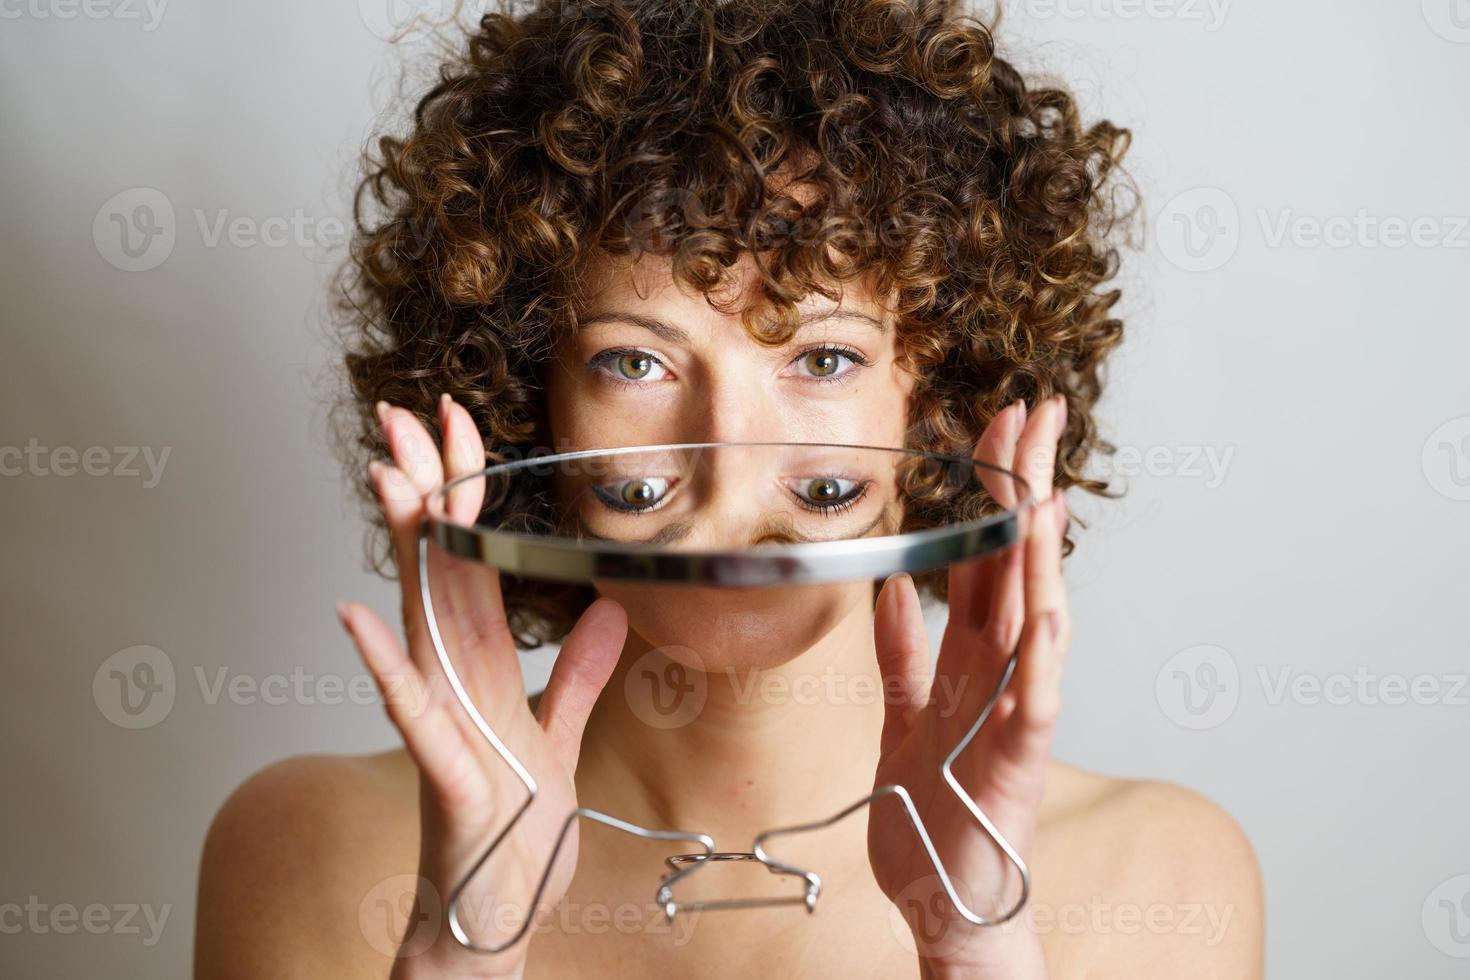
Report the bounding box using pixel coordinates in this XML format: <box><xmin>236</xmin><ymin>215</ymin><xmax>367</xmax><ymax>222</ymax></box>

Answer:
<box><xmin>796</xmin><ymin>309</ymin><xmax>886</xmax><ymax>334</ymax></box>
<box><xmin>579</xmin><ymin>308</ymin><xmax>885</xmax><ymax>341</ymax></box>
<box><xmin>579</xmin><ymin>311</ymin><xmax>691</xmax><ymax>344</ymax></box>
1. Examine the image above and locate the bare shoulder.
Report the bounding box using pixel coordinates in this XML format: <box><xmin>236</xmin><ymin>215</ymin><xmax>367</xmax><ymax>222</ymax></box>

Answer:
<box><xmin>195</xmin><ymin>750</ymin><xmax>419</xmax><ymax>980</ymax></box>
<box><xmin>1034</xmin><ymin>761</ymin><xmax>1265</xmax><ymax>978</ymax></box>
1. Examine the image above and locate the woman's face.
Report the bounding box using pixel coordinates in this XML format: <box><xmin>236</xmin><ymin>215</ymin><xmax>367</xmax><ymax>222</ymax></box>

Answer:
<box><xmin>547</xmin><ymin>250</ymin><xmax>915</xmax><ymax>451</ymax></box>
<box><xmin>545</xmin><ymin>250</ymin><xmax>918</xmax><ymax>669</ymax></box>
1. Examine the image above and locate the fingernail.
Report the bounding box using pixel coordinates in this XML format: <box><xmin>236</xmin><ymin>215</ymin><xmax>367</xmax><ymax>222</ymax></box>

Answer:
<box><xmin>1009</xmin><ymin>400</ymin><xmax>1026</xmax><ymax>436</ymax></box>
<box><xmin>1053</xmin><ymin>396</ymin><xmax>1068</xmax><ymax>434</ymax></box>
<box><xmin>375</xmin><ymin>400</ymin><xmax>391</xmax><ymax>426</ymax></box>
<box><xmin>1045</xmin><ymin>609</ymin><xmax>1060</xmax><ymax>642</ymax></box>
<box><xmin>883</xmin><ymin>572</ymin><xmax>911</xmax><ymax>608</ymax></box>
<box><xmin>335</xmin><ymin>601</ymin><xmax>352</xmax><ymax>626</ymax></box>
<box><xmin>439</xmin><ymin>392</ymin><xmax>452</xmax><ymax>416</ymax></box>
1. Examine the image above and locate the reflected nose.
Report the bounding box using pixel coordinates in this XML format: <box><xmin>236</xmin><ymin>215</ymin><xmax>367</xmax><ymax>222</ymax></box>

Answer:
<box><xmin>692</xmin><ymin>445</ymin><xmax>800</xmax><ymax>549</ymax></box>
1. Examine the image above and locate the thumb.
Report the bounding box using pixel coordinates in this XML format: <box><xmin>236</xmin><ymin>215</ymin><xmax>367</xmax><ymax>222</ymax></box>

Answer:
<box><xmin>874</xmin><ymin>573</ymin><xmax>932</xmax><ymax>757</ymax></box>
<box><xmin>537</xmin><ymin>596</ymin><xmax>628</xmax><ymax>767</ymax></box>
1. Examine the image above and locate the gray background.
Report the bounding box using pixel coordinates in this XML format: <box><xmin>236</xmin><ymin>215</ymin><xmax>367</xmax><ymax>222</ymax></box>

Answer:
<box><xmin>2</xmin><ymin>1</ymin><xmax>1467</xmax><ymax>976</ymax></box>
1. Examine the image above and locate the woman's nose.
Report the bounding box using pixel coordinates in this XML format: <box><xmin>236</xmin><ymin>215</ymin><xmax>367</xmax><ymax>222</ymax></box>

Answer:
<box><xmin>682</xmin><ymin>376</ymin><xmax>786</xmax><ymax>444</ymax></box>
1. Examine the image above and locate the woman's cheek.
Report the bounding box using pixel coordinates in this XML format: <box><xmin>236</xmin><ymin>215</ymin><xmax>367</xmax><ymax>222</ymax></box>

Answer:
<box><xmin>794</xmin><ymin>376</ymin><xmax>911</xmax><ymax>447</ymax></box>
<box><xmin>583</xmin><ymin>382</ymin><xmax>683</xmax><ymax>447</ymax></box>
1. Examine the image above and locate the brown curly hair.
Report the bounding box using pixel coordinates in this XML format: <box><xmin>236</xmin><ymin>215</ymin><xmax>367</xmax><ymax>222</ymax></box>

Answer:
<box><xmin>335</xmin><ymin>0</ymin><xmax>1133</xmax><ymax>648</ymax></box>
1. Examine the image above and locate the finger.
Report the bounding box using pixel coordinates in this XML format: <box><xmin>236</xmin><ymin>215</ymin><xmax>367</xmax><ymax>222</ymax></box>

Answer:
<box><xmin>372</xmin><ymin>457</ymin><xmax>493</xmax><ymax>724</ymax></box>
<box><xmin>439</xmin><ymin>393</ymin><xmax>487</xmax><ymax>523</ymax></box>
<box><xmin>380</xmin><ymin>400</ymin><xmax>444</xmax><ymax>498</ymax></box>
<box><xmin>937</xmin><ymin>398</ymin><xmax>1032</xmax><ymax>693</ymax></box>
<box><xmin>948</xmin><ymin>539</ymin><xmax>1024</xmax><ymax>654</ymax></box>
<box><xmin>422</xmin><ymin>534</ymin><xmax>525</xmax><ymax>710</ymax></box>
<box><xmin>973</xmin><ymin>398</ymin><xmax>1027</xmax><ymax>508</ymax></box>
<box><xmin>1001</xmin><ymin>494</ymin><xmax>1069</xmax><ymax>759</ymax></box>
<box><xmin>999</xmin><ymin>605</ymin><xmax>1063</xmax><ymax>773</ymax></box>
<box><xmin>874</xmin><ymin>572</ymin><xmax>932</xmax><ymax>756</ymax></box>
<box><xmin>1024</xmin><ymin>493</ymin><xmax>1068</xmax><ymax>626</ymax></box>
<box><xmin>946</xmin><ymin>399</ymin><xmax>1028</xmax><ymax>638</ymax></box>
<box><xmin>536</xmin><ymin>596</ymin><xmax>628</xmax><ymax>768</ymax></box>
<box><xmin>433</xmin><ymin>393</ymin><xmax>518</xmax><ymax>696</ymax></box>
<box><xmin>937</xmin><ymin>418</ymin><xmax>1062</xmax><ymax>719</ymax></box>
<box><xmin>369</xmin><ymin>456</ymin><xmax>437</xmax><ymax>667</ymax></box>
<box><xmin>377</xmin><ymin>401</ymin><xmax>446</xmax><ymax>564</ymax></box>
<box><xmin>935</xmin><ymin>541</ymin><xmax>1024</xmax><ymax>717</ymax></box>
<box><xmin>373</xmin><ymin>403</ymin><xmax>444</xmax><ymax>640</ymax></box>
<box><xmin>338</xmin><ymin>600</ymin><xmax>486</xmax><ymax>812</ymax></box>
<box><xmin>1014</xmin><ymin>394</ymin><xmax>1067</xmax><ymax>506</ymax></box>
<box><xmin>970</xmin><ymin>393</ymin><xmax>1063</xmax><ymax>723</ymax></box>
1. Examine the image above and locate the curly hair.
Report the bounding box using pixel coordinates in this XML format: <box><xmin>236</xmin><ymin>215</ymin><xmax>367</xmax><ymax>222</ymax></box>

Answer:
<box><xmin>335</xmin><ymin>0</ymin><xmax>1133</xmax><ymax>648</ymax></box>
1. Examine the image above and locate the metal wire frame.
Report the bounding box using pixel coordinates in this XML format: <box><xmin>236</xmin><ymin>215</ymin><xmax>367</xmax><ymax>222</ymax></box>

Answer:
<box><xmin>415</xmin><ymin>442</ymin><xmax>1034</xmax><ymax>952</ymax></box>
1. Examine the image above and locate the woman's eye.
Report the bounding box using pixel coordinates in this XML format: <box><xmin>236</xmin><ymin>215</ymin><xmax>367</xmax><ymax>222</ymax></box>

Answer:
<box><xmin>616</xmin><ymin>353</ymin><xmax>655</xmax><ymax>379</ymax></box>
<box><xmin>794</xmin><ymin>476</ymin><xmax>865</xmax><ymax>510</ymax></box>
<box><xmin>593</xmin><ymin>350</ymin><xmax>669</xmax><ymax>383</ymax></box>
<box><xmin>793</xmin><ymin>348</ymin><xmax>862</xmax><ymax>380</ymax></box>
<box><xmin>593</xmin><ymin>477</ymin><xmax>670</xmax><ymax>512</ymax></box>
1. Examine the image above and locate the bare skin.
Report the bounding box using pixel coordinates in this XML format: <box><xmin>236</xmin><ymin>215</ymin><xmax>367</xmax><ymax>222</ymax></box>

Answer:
<box><xmin>196</xmin><ymin>253</ymin><xmax>1264</xmax><ymax>978</ymax></box>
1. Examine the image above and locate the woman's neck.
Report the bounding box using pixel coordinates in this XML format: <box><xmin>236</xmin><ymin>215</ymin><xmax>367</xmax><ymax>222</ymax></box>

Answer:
<box><xmin>576</xmin><ymin>589</ymin><xmax>887</xmax><ymax>846</ymax></box>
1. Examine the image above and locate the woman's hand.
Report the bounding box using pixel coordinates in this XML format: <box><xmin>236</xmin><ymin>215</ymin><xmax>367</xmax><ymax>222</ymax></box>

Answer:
<box><xmin>336</xmin><ymin>395</ymin><xmax>629</xmax><ymax>980</ymax></box>
<box><xmin>869</xmin><ymin>395</ymin><xmax>1071</xmax><ymax>979</ymax></box>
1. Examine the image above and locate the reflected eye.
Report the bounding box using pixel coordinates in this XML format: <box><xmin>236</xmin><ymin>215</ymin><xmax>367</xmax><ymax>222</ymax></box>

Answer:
<box><xmin>590</xmin><ymin>349</ymin><xmax>669</xmax><ymax>384</ymax></box>
<box><xmin>791</xmin><ymin>346</ymin><xmax>867</xmax><ymax>382</ymax></box>
<box><xmin>593</xmin><ymin>477</ymin><xmax>671</xmax><ymax>512</ymax></box>
<box><xmin>792</xmin><ymin>476</ymin><xmax>867</xmax><ymax>512</ymax></box>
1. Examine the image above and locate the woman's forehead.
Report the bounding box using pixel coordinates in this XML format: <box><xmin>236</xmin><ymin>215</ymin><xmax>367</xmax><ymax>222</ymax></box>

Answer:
<box><xmin>577</xmin><ymin>249</ymin><xmax>891</xmax><ymax>324</ymax></box>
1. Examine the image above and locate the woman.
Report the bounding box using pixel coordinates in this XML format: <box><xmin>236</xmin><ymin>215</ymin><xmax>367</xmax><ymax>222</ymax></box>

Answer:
<box><xmin>196</xmin><ymin>1</ymin><xmax>1263</xmax><ymax>976</ymax></box>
